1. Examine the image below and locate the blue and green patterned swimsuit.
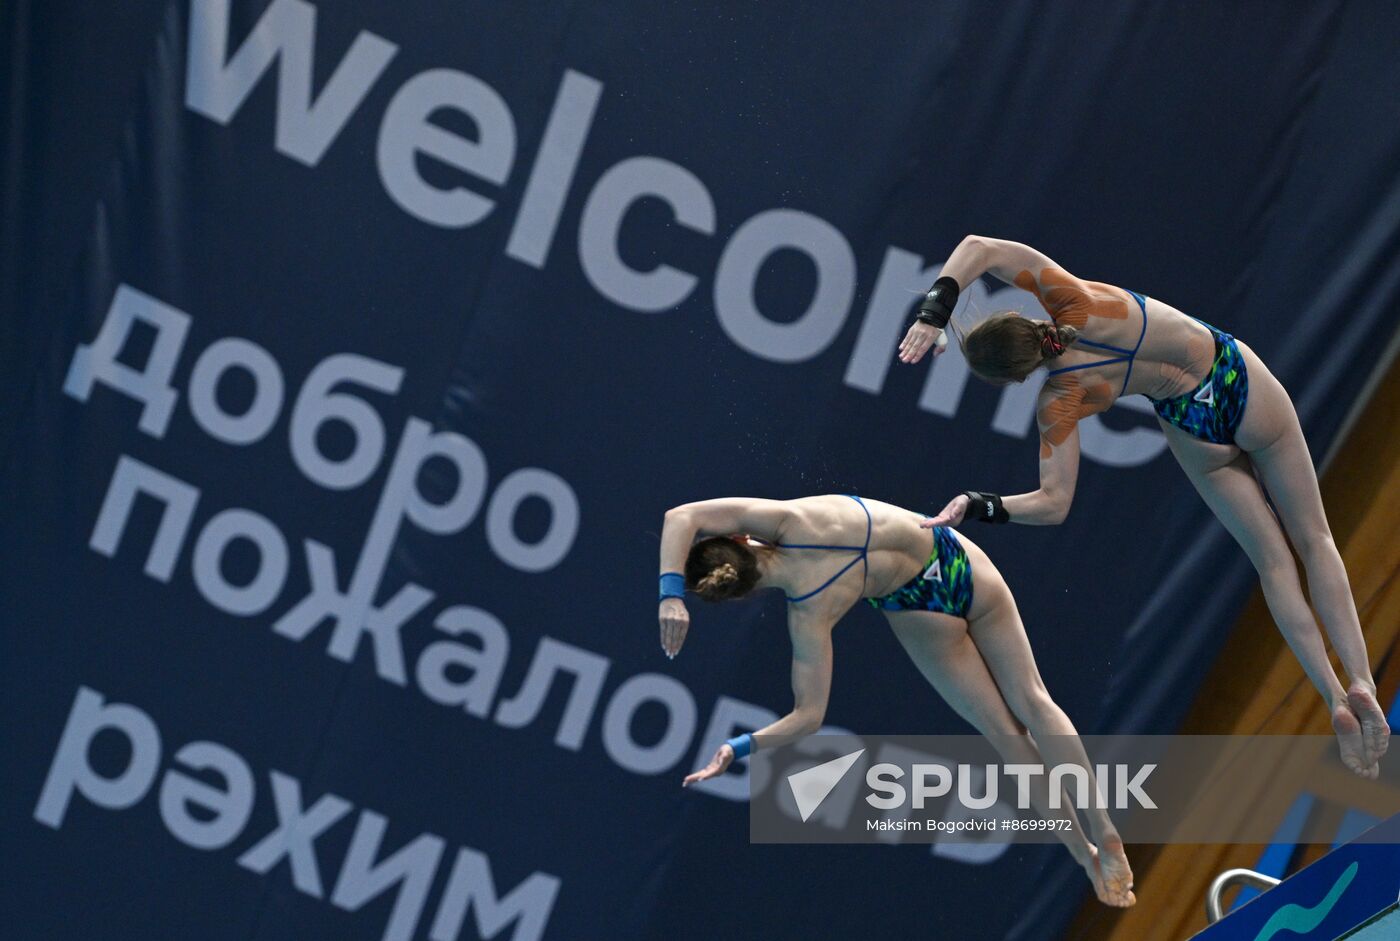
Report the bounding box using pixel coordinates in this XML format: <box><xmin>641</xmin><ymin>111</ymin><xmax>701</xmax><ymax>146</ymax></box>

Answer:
<box><xmin>867</xmin><ymin>526</ymin><xmax>974</xmax><ymax>619</ymax></box>
<box><xmin>1147</xmin><ymin>321</ymin><xmax>1249</xmax><ymax>444</ymax></box>
<box><xmin>1044</xmin><ymin>288</ymin><xmax>1250</xmax><ymax>445</ymax></box>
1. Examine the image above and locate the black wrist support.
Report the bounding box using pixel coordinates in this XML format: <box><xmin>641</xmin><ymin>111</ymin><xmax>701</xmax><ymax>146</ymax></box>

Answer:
<box><xmin>963</xmin><ymin>491</ymin><xmax>1010</xmax><ymax>524</ymax></box>
<box><xmin>916</xmin><ymin>276</ymin><xmax>960</xmax><ymax>328</ymax></box>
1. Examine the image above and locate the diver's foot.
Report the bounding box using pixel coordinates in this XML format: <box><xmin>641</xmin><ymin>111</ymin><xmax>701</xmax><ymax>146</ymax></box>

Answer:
<box><xmin>1097</xmin><ymin>834</ymin><xmax>1135</xmax><ymax>905</ymax></box>
<box><xmin>1332</xmin><ymin>700</ymin><xmax>1377</xmax><ymax>779</ymax></box>
<box><xmin>1082</xmin><ymin>844</ymin><xmax>1136</xmax><ymax>908</ymax></box>
<box><xmin>1348</xmin><ymin>683</ymin><xmax>1390</xmax><ymax>770</ymax></box>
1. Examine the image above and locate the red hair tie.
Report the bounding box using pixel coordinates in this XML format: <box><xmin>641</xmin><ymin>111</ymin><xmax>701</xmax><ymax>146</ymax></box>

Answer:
<box><xmin>1041</xmin><ymin>329</ymin><xmax>1065</xmax><ymax>357</ymax></box>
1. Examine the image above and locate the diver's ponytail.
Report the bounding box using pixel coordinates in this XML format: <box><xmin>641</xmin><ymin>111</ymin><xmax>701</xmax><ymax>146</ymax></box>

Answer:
<box><xmin>686</xmin><ymin>538</ymin><xmax>762</xmax><ymax>602</ymax></box>
<box><xmin>695</xmin><ymin>563</ymin><xmax>739</xmax><ymax>595</ymax></box>
<box><xmin>961</xmin><ymin>313</ymin><xmax>1079</xmax><ymax>384</ymax></box>
<box><xmin>1032</xmin><ymin>319</ymin><xmax>1079</xmax><ymax>359</ymax></box>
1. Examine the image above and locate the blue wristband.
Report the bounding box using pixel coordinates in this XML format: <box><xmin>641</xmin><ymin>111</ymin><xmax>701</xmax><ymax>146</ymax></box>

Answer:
<box><xmin>659</xmin><ymin>572</ymin><xmax>686</xmax><ymax>601</ymax></box>
<box><xmin>725</xmin><ymin>733</ymin><xmax>753</xmax><ymax>759</ymax></box>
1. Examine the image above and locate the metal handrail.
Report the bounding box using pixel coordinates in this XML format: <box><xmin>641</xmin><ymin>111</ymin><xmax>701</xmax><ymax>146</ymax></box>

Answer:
<box><xmin>1206</xmin><ymin>868</ymin><xmax>1282</xmax><ymax>924</ymax></box>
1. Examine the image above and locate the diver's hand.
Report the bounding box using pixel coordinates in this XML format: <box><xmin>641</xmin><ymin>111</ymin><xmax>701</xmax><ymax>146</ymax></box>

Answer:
<box><xmin>924</xmin><ymin>493</ymin><xmax>970</xmax><ymax>529</ymax></box>
<box><xmin>898</xmin><ymin>321</ymin><xmax>946</xmax><ymax>364</ymax></box>
<box><xmin>682</xmin><ymin>744</ymin><xmax>735</xmax><ymax>787</ymax></box>
<box><xmin>659</xmin><ymin>597</ymin><xmax>690</xmax><ymax>659</ymax></box>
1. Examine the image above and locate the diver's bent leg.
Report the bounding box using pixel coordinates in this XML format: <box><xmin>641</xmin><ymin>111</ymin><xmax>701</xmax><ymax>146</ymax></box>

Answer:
<box><xmin>1242</xmin><ymin>403</ymin><xmax>1387</xmax><ymax>765</ymax></box>
<box><xmin>958</xmin><ymin>580</ymin><xmax>1118</xmax><ymax>842</ymax></box>
<box><xmin>1167</xmin><ymin>433</ymin><xmax>1372</xmax><ymax>774</ymax></box>
<box><xmin>962</xmin><ymin>589</ymin><xmax>1130</xmax><ymax>901</ymax></box>
<box><xmin>885</xmin><ymin>612</ymin><xmax>1118</xmax><ymax>892</ymax></box>
<box><xmin>1234</xmin><ymin>345</ymin><xmax>1376</xmax><ymax>691</ymax></box>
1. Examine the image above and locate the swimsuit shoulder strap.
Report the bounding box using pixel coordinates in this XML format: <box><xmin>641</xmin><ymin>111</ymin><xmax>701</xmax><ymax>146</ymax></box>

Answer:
<box><xmin>850</xmin><ymin>494</ymin><xmax>871</xmax><ymax>585</ymax></box>
<box><xmin>849</xmin><ymin>494</ymin><xmax>872</xmax><ymax>553</ymax></box>
<box><xmin>785</xmin><ymin>556</ymin><xmax>865</xmax><ymax>603</ymax></box>
<box><xmin>1120</xmin><ymin>290</ymin><xmax>1148</xmax><ymax>393</ymax></box>
<box><xmin>1046</xmin><ymin>359</ymin><xmax>1123</xmax><ymax>377</ymax></box>
<box><xmin>784</xmin><ymin>494</ymin><xmax>871</xmax><ymax>603</ymax></box>
<box><xmin>1046</xmin><ymin>291</ymin><xmax>1149</xmax><ymax>394</ymax></box>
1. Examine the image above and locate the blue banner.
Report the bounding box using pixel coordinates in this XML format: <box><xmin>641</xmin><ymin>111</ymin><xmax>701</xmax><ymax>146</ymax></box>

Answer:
<box><xmin>4</xmin><ymin>2</ymin><xmax>1399</xmax><ymax>939</ymax></box>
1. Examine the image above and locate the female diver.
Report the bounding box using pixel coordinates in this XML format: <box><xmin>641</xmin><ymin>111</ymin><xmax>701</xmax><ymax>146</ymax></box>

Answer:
<box><xmin>658</xmin><ymin>494</ymin><xmax>1135</xmax><ymax>907</ymax></box>
<box><xmin>897</xmin><ymin>235</ymin><xmax>1388</xmax><ymax>778</ymax></box>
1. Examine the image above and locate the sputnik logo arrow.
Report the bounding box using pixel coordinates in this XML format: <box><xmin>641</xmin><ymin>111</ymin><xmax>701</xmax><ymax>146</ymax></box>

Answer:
<box><xmin>786</xmin><ymin>749</ymin><xmax>865</xmax><ymax>822</ymax></box>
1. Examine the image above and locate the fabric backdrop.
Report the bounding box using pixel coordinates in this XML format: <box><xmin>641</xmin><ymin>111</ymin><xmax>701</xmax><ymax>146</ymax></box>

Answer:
<box><xmin>3</xmin><ymin>2</ymin><xmax>1399</xmax><ymax>939</ymax></box>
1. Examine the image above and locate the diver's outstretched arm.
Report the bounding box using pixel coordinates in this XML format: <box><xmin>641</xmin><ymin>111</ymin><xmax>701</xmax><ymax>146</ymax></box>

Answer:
<box><xmin>683</xmin><ymin>607</ymin><xmax>835</xmax><ymax>785</ymax></box>
<box><xmin>927</xmin><ymin>399</ymin><xmax>1082</xmax><ymax>529</ymax></box>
